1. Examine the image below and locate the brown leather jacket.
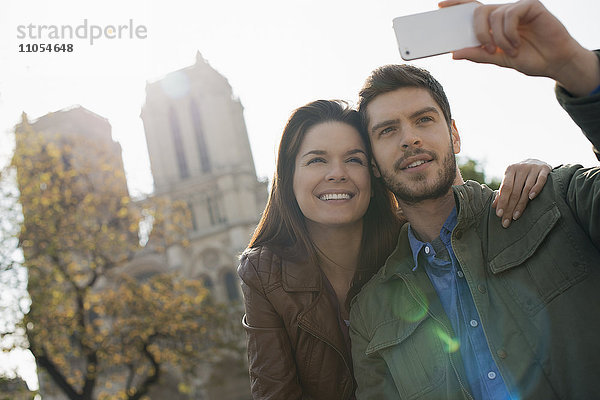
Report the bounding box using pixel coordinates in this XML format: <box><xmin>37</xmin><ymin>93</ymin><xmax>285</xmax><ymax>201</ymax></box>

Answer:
<box><xmin>238</xmin><ymin>246</ymin><xmax>355</xmax><ymax>400</ymax></box>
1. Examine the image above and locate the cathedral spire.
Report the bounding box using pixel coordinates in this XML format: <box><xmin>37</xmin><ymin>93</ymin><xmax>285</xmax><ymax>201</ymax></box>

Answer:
<box><xmin>195</xmin><ymin>50</ymin><xmax>205</xmax><ymax>65</ymax></box>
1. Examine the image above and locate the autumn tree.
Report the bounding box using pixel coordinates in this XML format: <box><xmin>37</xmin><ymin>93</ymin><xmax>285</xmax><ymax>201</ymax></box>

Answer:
<box><xmin>4</xmin><ymin>116</ymin><xmax>244</xmax><ymax>400</ymax></box>
<box><xmin>459</xmin><ymin>157</ymin><xmax>501</xmax><ymax>190</ymax></box>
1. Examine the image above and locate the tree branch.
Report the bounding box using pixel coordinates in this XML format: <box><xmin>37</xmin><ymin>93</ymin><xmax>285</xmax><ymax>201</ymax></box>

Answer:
<box><xmin>128</xmin><ymin>340</ymin><xmax>160</xmax><ymax>400</ymax></box>
<box><xmin>29</xmin><ymin>339</ymin><xmax>84</xmax><ymax>400</ymax></box>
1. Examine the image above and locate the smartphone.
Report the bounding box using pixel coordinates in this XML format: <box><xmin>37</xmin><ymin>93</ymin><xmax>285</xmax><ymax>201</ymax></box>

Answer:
<box><xmin>392</xmin><ymin>3</ymin><xmax>481</xmax><ymax>61</ymax></box>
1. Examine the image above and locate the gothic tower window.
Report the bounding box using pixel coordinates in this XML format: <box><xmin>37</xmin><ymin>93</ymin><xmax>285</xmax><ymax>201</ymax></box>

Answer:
<box><xmin>200</xmin><ymin>274</ymin><xmax>213</xmax><ymax>290</ymax></box>
<box><xmin>207</xmin><ymin>195</ymin><xmax>227</xmax><ymax>226</ymax></box>
<box><xmin>188</xmin><ymin>201</ymin><xmax>197</xmax><ymax>231</ymax></box>
<box><xmin>169</xmin><ymin>107</ymin><xmax>189</xmax><ymax>179</ymax></box>
<box><xmin>190</xmin><ymin>99</ymin><xmax>211</xmax><ymax>173</ymax></box>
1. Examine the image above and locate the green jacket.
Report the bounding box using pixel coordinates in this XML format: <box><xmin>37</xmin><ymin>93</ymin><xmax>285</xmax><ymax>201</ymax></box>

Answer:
<box><xmin>350</xmin><ymin>78</ymin><xmax>600</xmax><ymax>399</ymax></box>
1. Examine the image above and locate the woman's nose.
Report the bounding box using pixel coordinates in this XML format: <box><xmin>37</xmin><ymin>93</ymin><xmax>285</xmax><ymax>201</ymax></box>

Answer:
<box><xmin>325</xmin><ymin>163</ymin><xmax>347</xmax><ymax>182</ymax></box>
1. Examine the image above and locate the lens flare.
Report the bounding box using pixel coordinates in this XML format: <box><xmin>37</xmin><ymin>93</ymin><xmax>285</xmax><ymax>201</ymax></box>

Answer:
<box><xmin>435</xmin><ymin>327</ymin><xmax>460</xmax><ymax>353</ymax></box>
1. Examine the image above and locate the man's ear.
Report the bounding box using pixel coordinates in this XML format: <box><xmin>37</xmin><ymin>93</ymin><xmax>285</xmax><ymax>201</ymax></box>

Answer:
<box><xmin>371</xmin><ymin>160</ymin><xmax>381</xmax><ymax>178</ymax></box>
<box><xmin>451</xmin><ymin>120</ymin><xmax>461</xmax><ymax>154</ymax></box>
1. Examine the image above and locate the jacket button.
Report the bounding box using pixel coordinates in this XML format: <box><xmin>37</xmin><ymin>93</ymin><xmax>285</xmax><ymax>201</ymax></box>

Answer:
<box><xmin>455</xmin><ymin>230</ymin><xmax>463</xmax><ymax>239</ymax></box>
<box><xmin>478</xmin><ymin>284</ymin><xmax>486</xmax><ymax>294</ymax></box>
<box><xmin>497</xmin><ymin>349</ymin><xmax>507</xmax><ymax>359</ymax></box>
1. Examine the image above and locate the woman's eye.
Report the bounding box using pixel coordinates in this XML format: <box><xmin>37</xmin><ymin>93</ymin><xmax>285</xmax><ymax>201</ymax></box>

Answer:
<box><xmin>347</xmin><ymin>157</ymin><xmax>365</xmax><ymax>165</ymax></box>
<box><xmin>306</xmin><ymin>157</ymin><xmax>325</xmax><ymax>165</ymax></box>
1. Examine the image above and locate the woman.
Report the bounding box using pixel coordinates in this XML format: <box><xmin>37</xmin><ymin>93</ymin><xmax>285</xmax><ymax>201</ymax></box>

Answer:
<box><xmin>237</xmin><ymin>100</ymin><xmax>549</xmax><ymax>399</ymax></box>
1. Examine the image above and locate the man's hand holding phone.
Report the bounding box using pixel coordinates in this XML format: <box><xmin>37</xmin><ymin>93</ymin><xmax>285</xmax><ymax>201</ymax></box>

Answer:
<box><xmin>441</xmin><ymin>0</ymin><xmax>600</xmax><ymax>97</ymax></box>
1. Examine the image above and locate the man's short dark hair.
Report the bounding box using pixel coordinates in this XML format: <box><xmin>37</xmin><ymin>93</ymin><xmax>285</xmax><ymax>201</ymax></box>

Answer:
<box><xmin>358</xmin><ymin>64</ymin><xmax>452</xmax><ymax>132</ymax></box>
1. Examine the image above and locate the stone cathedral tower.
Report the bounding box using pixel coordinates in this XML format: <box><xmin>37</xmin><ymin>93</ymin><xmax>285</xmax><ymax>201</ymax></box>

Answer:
<box><xmin>139</xmin><ymin>53</ymin><xmax>267</xmax><ymax>399</ymax></box>
<box><xmin>140</xmin><ymin>51</ymin><xmax>268</xmax><ymax>305</ymax></box>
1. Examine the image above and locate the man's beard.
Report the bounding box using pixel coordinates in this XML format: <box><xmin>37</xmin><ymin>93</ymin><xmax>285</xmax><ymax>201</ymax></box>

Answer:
<box><xmin>380</xmin><ymin>142</ymin><xmax>457</xmax><ymax>205</ymax></box>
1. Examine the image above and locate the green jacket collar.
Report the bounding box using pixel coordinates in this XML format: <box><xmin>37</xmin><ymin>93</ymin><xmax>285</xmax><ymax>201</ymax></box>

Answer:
<box><xmin>379</xmin><ymin>181</ymin><xmax>493</xmax><ymax>282</ymax></box>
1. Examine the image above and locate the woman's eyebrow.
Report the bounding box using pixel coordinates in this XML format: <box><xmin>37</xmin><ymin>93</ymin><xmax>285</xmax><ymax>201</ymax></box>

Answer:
<box><xmin>345</xmin><ymin>149</ymin><xmax>367</xmax><ymax>157</ymax></box>
<box><xmin>300</xmin><ymin>149</ymin><xmax>326</xmax><ymax>158</ymax></box>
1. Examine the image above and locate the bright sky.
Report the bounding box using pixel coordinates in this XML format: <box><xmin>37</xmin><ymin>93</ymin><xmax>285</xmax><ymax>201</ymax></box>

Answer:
<box><xmin>1</xmin><ymin>0</ymin><xmax>598</xmax><ymax>390</ymax></box>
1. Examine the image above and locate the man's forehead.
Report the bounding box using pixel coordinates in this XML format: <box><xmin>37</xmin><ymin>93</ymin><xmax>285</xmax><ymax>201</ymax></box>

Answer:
<box><xmin>367</xmin><ymin>87</ymin><xmax>440</xmax><ymax>123</ymax></box>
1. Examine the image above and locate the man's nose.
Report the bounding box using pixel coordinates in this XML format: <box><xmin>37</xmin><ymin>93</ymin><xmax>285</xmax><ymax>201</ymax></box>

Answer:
<box><xmin>401</xmin><ymin>129</ymin><xmax>422</xmax><ymax>149</ymax></box>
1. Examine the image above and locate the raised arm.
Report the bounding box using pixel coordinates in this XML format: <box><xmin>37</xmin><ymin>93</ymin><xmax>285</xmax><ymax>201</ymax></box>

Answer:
<box><xmin>441</xmin><ymin>0</ymin><xmax>600</xmax><ymax>158</ymax></box>
<box><xmin>441</xmin><ymin>0</ymin><xmax>600</xmax><ymax>97</ymax></box>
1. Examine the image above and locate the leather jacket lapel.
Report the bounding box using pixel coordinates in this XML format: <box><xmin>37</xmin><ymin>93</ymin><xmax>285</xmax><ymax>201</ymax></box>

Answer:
<box><xmin>282</xmin><ymin>257</ymin><xmax>321</xmax><ymax>292</ymax></box>
<box><xmin>282</xmin><ymin>257</ymin><xmax>351</xmax><ymax>368</ymax></box>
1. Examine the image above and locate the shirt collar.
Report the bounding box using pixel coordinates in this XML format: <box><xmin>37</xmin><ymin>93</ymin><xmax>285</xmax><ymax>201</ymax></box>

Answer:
<box><xmin>407</xmin><ymin>207</ymin><xmax>458</xmax><ymax>271</ymax></box>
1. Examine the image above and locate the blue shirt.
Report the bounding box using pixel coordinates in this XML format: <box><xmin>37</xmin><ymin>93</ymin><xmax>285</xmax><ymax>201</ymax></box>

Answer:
<box><xmin>407</xmin><ymin>207</ymin><xmax>510</xmax><ymax>400</ymax></box>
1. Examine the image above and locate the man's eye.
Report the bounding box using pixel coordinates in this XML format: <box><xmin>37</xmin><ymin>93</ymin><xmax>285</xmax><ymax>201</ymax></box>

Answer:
<box><xmin>418</xmin><ymin>116</ymin><xmax>434</xmax><ymax>124</ymax></box>
<box><xmin>380</xmin><ymin>127</ymin><xmax>395</xmax><ymax>136</ymax></box>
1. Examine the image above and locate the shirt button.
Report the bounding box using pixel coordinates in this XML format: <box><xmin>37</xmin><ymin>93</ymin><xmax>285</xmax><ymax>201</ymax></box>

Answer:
<box><xmin>478</xmin><ymin>284</ymin><xmax>486</xmax><ymax>294</ymax></box>
<box><xmin>470</xmin><ymin>319</ymin><xmax>478</xmax><ymax>327</ymax></box>
<box><xmin>457</xmin><ymin>270</ymin><xmax>464</xmax><ymax>278</ymax></box>
<box><xmin>497</xmin><ymin>349</ymin><xmax>507</xmax><ymax>359</ymax></box>
<box><xmin>424</xmin><ymin>246</ymin><xmax>430</xmax><ymax>254</ymax></box>
<box><xmin>487</xmin><ymin>371</ymin><xmax>497</xmax><ymax>380</ymax></box>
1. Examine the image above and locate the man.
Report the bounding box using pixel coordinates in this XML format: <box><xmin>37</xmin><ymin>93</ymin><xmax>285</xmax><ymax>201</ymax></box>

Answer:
<box><xmin>349</xmin><ymin>0</ymin><xmax>600</xmax><ymax>399</ymax></box>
